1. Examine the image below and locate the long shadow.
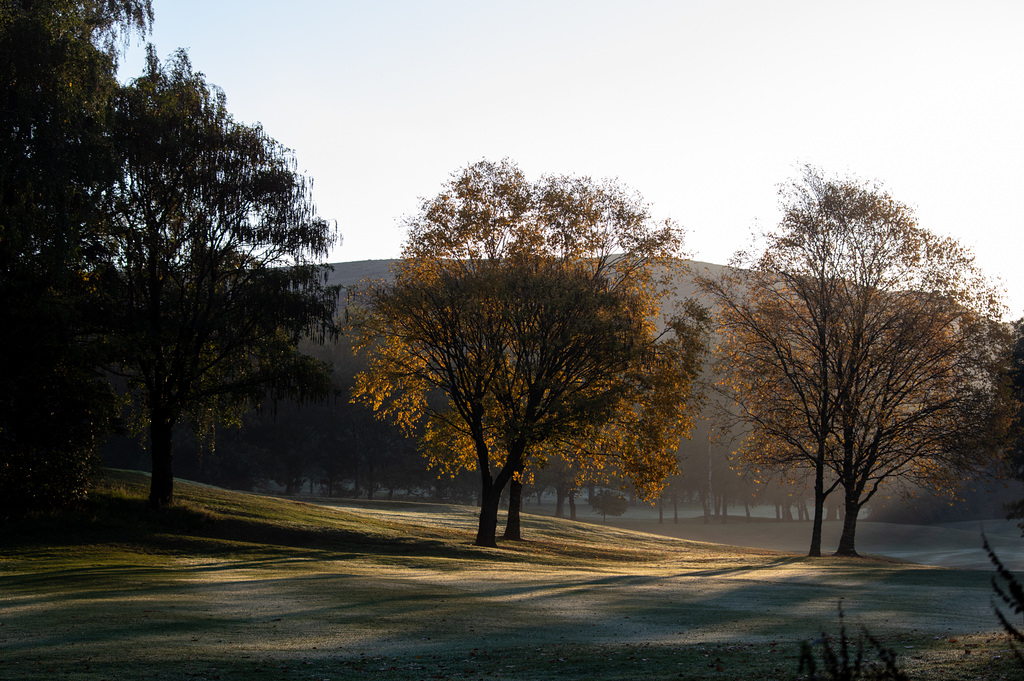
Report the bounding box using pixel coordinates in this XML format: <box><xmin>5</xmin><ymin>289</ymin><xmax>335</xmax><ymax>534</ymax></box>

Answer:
<box><xmin>5</xmin><ymin>475</ymin><xmax>1006</xmax><ymax>676</ymax></box>
<box><xmin>3</xmin><ymin>541</ymin><xmax>1004</xmax><ymax>681</ymax></box>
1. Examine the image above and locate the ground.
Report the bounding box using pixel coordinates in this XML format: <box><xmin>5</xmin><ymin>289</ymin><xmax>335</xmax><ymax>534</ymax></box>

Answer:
<box><xmin>2</xmin><ymin>475</ymin><xmax>1020</xmax><ymax>680</ymax></box>
<box><xmin>566</xmin><ymin>500</ymin><xmax>1024</xmax><ymax>570</ymax></box>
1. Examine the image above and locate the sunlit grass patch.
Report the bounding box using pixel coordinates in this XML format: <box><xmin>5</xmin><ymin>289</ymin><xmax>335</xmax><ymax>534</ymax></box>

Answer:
<box><xmin>1</xmin><ymin>469</ymin><xmax>1015</xmax><ymax>681</ymax></box>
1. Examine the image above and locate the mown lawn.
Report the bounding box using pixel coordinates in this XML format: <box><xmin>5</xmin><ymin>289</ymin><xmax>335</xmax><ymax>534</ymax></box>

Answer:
<box><xmin>1</xmin><ymin>470</ymin><xmax>1019</xmax><ymax>680</ymax></box>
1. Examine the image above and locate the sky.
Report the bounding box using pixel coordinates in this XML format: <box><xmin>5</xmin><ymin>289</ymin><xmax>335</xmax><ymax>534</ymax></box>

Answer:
<box><xmin>118</xmin><ymin>0</ymin><xmax>1024</xmax><ymax>316</ymax></box>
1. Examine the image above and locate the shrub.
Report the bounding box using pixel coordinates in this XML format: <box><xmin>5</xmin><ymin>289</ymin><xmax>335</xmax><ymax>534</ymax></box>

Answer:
<box><xmin>984</xmin><ymin>533</ymin><xmax>1024</xmax><ymax>668</ymax></box>
<box><xmin>798</xmin><ymin>603</ymin><xmax>908</xmax><ymax>681</ymax></box>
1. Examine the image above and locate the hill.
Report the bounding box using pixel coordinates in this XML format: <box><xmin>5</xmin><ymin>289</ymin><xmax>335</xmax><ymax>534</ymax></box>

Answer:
<box><xmin>323</xmin><ymin>258</ymin><xmax>729</xmax><ymax>304</ymax></box>
<box><xmin>325</xmin><ymin>258</ymin><xmax>399</xmax><ymax>289</ymax></box>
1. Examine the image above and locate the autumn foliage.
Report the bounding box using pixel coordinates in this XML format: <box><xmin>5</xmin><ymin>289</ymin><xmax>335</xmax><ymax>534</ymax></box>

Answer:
<box><xmin>700</xmin><ymin>167</ymin><xmax>1011</xmax><ymax>556</ymax></box>
<box><xmin>350</xmin><ymin>159</ymin><xmax>707</xmax><ymax>547</ymax></box>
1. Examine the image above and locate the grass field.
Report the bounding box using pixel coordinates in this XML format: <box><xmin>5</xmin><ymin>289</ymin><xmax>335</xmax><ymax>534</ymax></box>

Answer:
<box><xmin>564</xmin><ymin>502</ymin><xmax>1024</xmax><ymax>572</ymax></box>
<box><xmin>1</xmin><ymin>470</ymin><xmax>1020</xmax><ymax>680</ymax></box>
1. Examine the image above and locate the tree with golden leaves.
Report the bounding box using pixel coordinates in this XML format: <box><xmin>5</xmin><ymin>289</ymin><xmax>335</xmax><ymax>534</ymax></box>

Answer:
<box><xmin>351</xmin><ymin>159</ymin><xmax>707</xmax><ymax>547</ymax></box>
<box><xmin>701</xmin><ymin>167</ymin><xmax>1011</xmax><ymax>557</ymax></box>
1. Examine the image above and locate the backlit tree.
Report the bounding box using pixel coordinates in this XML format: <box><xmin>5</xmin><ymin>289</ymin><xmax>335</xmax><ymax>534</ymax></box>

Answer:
<box><xmin>701</xmin><ymin>167</ymin><xmax>1011</xmax><ymax>556</ymax></box>
<box><xmin>351</xmin><ymin>159</ymin><xmax>706</xmax><ymax>547</ymax></box>
<box><xmin>105</xmin><ymin>49</ymin><xmax>339</xmax><ymax>508</ymax></box>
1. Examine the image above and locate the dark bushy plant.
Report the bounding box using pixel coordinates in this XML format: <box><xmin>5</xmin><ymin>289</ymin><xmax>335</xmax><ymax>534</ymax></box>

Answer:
<box><xmin>798</xmin><ymin>603</ymin><xmax>908</xmax><ymax>681</ymax></box>
<box><xmin>984</xmin><ymin>534</ymin><xmax>1024</xmax><ymax>667</ymax></box>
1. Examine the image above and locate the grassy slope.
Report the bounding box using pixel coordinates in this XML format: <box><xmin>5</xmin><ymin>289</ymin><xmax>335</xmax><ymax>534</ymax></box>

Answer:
<box><xmin>1</xmin><ymin>470</ymin><xmax>1018</xmax><ymax>680</ymax></box>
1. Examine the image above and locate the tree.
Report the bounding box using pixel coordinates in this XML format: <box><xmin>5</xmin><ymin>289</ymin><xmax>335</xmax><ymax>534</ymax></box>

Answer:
<box><xmin>104</xmin><ymin>49</ymin><xmax>339</xmax><ymax>508</ymax></box>
<box><xmin>999</xmin><ymin>319</ymin><xmax>1024</xmax><ymax>529</ymax></box>
<box><xmin>699</xmin><ymin>190</ymin><xmax>846</xmax><ymax>554</ymax></box>
<box><xmin>351</xmin><ymin>159</ymin><xmax>706</xmax><ymax>547</ymax></box>
<box><xmin>0</xmin><ymin>0</ymin><xmax>152</xmax><ymax>515</ymax></box>
<box><xmin>701</xmin><ymin>167</ymin><xmax>1010</xmax><ymax>556</ymax></box>
<box><xmin>589</xmin><ymin>489</ymin><xmax>629</xmax><ymax>523</ymax></box>
<box><xmin>532</xmin><ymin>445</ymin><xmax>596</xmax><ymax>520</ymax></box>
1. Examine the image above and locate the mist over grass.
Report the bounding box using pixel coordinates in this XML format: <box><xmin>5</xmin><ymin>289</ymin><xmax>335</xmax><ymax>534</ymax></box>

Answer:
<box><xmin>1</xmin><ymin>470</ymin><xmax>1019</xmax><ymax>680</ymax></box>
<box><xmin>582</xmin><ymin>502</ymin><xmax>1024</xmax><ymax>572</ymax></box>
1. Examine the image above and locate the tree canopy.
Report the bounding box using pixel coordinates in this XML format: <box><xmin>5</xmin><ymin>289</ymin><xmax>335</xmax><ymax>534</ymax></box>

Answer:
<box><xmin>0</xmin><ymin>0</ymin><xmax>153</xmax><ymax>516</ymax></box>
<box><xmin>351</xmin><ymin>159</ymin><xmax>707</xmax><ymax>547</ymax></box>
<box><xmin>589</xmin><ymin>489</ymin><xmax>629</xmax><ymax>523</ymax></box>
<box><xmin>700</xmin><ymin>167</ymin><xmax>1011</xmax><ymax>556</ymax></box>
<box><xmin>104</xmin><ymin>48</ymin><xmax>339</xmax><ymax>508</ymax></box>
<box><xmin>1002</xmin><ymin>318</ymin><xmax>1024</xmax><ymax>530</ymax></box>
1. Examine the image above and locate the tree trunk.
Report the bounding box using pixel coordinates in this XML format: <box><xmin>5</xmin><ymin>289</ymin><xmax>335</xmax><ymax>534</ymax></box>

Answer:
<box><xmin>706</xmin><ymin>438</ymin><xmax>714</xmax><ymax>523</ymax></box>
<box><xmin>503</xmin><ymin>477</ymin><xmax>524</xmax><ymax>540</ymax></box>
<box><xmin>568</xmin><ymin>492</ymin><xmax>576</xmax><ymax>520</ymax></box>
<box><xmin>835</xmin><ymin>494</ymin><xmax>861</xmax><ymax>556</ymax></box>
<box><xmin>366</xmin><ymin>463</ymin><xmax>376</xmax><ymax>499</ymax></box>
<box><xmin>807</xmin><ymin>456</ymin><xmax>825</xmax><ymax>556</ymax></box>
<box><xmin>554</xmin><ymin>484</ymin><xmax>567</xmax><ymax>518</ymax></box>
<box><xmin>476</xmin><ymin>484</ymin><xmax>501</xmax><ymax>547</ymax></box>
<box><xmin>834</xmin><ymin>427</ymin><xmax>861</xmax><ymax>556</ymax></box>
<box><xmin>149</xmin><ymin>408</ymin><xmax>175</xmax><ymax>508</ymax></box>
<box><xmin>472</xmin><ymin>414</ymin><xmax>505</xmax><ymax>547</ymax></box>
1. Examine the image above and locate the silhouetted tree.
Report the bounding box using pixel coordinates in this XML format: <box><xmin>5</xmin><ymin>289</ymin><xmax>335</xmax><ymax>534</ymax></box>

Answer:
<box><xmin>104</xmin><ymin>49</ymin><xmax>339</xmax><ymax>508</ymax></box>
<box><xmin>1003</xmin><ymin>319</ymin><xmax>1024</xmax><ymax>530</ymax></box>
<box><xmin>533</xmin><ymin>449</ymin><xmax>586</xmax><ymax>519</ymax></box>
<box><xmin>0</xmin><ymin>0</ymin><xmax>152</xmax><ymax>515</ymax></box>
<box><xmin>589</xmin><ymin>489</ymin><xmax>629</xmax><ymax>523</ymax></box>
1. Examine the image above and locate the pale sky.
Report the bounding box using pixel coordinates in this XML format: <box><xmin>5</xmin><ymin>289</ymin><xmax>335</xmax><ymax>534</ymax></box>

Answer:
<box><xmin>119</xmin><ymin>0</ymin><xmax>1024</xmax><ymax>316</ymax></box>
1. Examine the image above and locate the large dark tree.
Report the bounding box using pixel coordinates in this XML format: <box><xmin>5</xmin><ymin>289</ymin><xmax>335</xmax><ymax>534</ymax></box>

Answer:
<box><xmin>351</xmin><ymin>159</ymin><xmax>706</xmax><ymax>547</ymax></box>
<box><xmin>1003</xmin><ymin>318</ymin><xmax>1024</xmax><ymax>529</ymax></box>
<box><xmin>0</xmin><ymin>0</ymin><xmax>152</xmax><ymax>515</ymax></box>
<box><xmin>105</xmin><ymin>49</ymin><xmax>339</xmax><ymax>508</ymax></box>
